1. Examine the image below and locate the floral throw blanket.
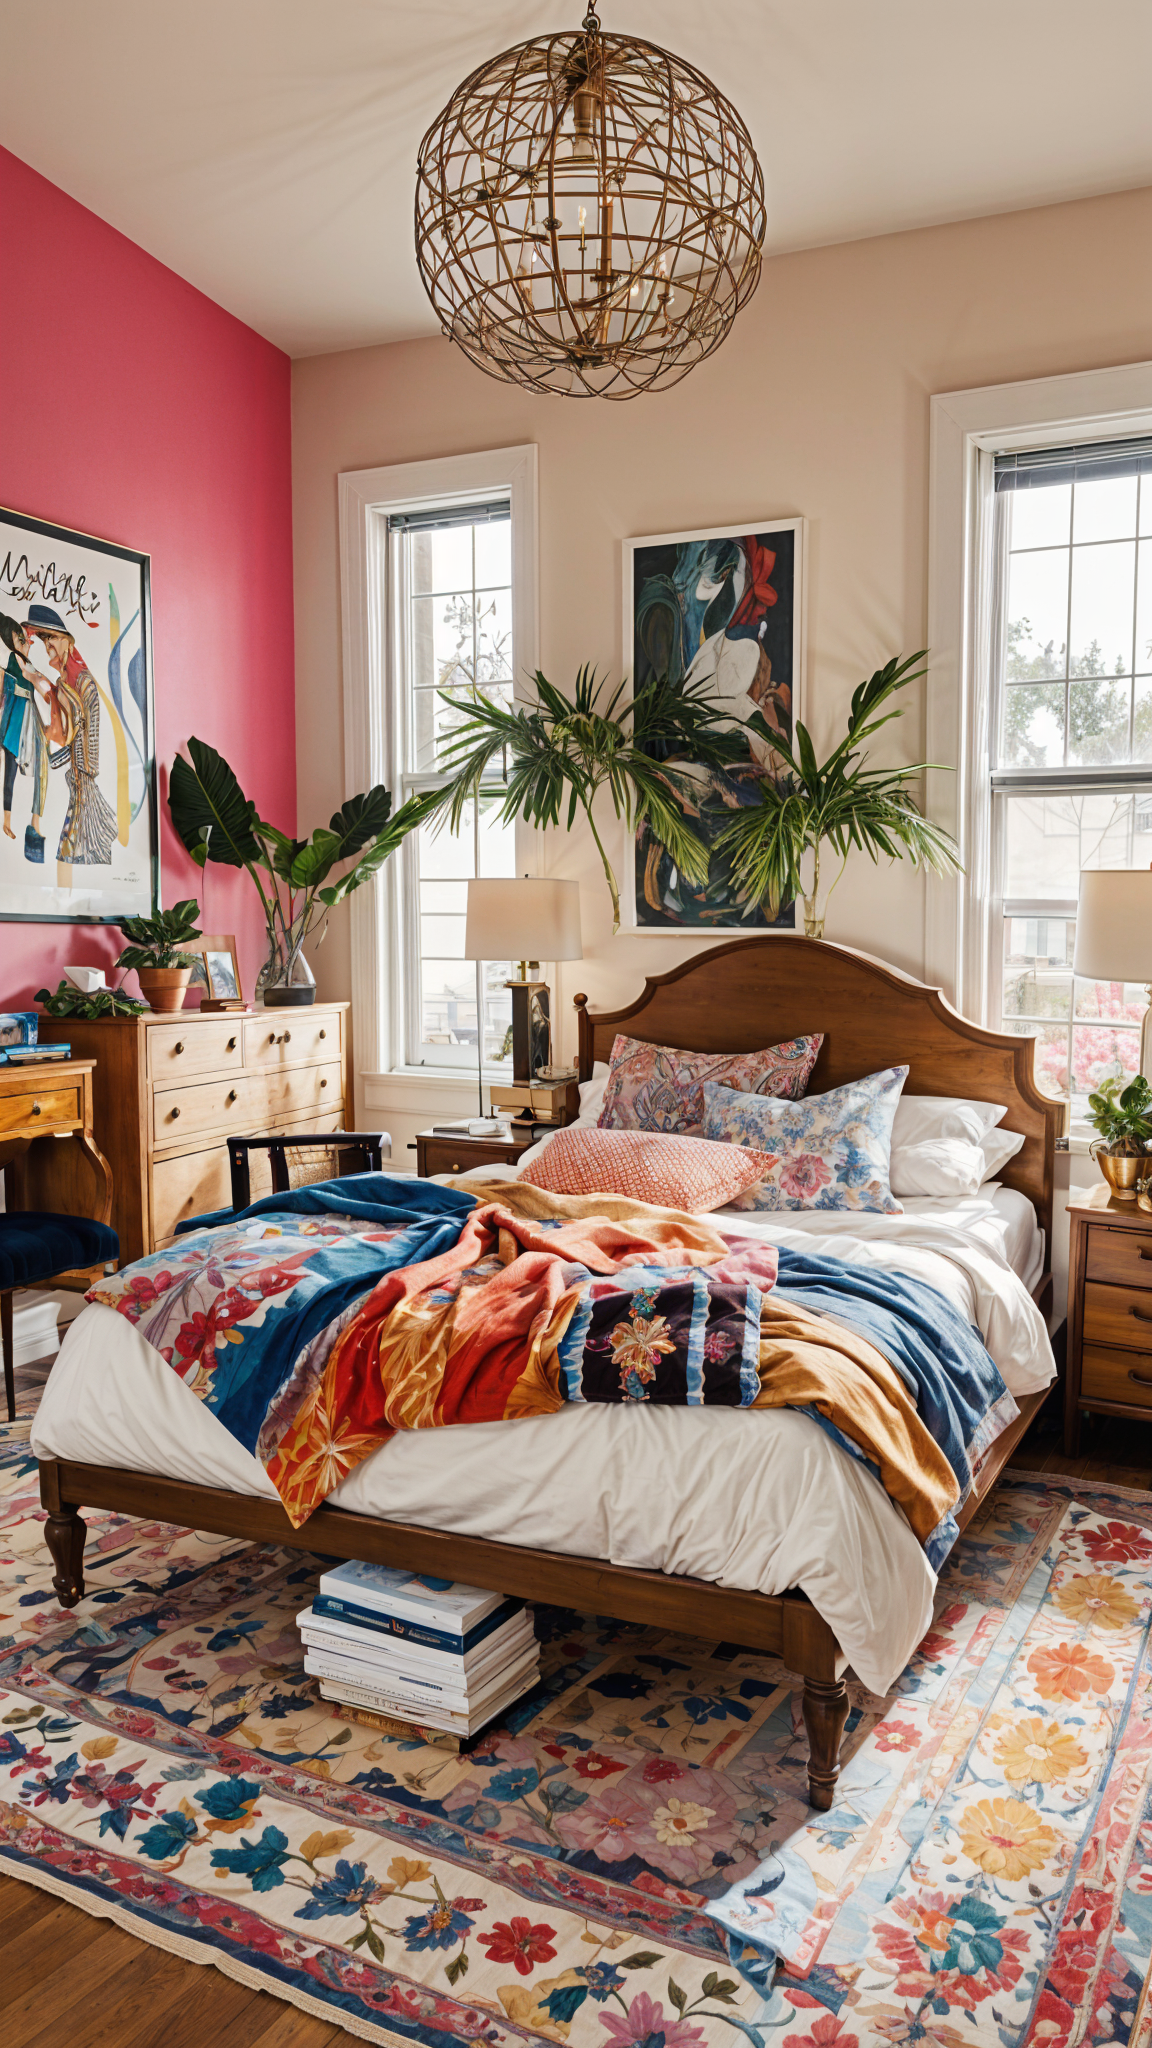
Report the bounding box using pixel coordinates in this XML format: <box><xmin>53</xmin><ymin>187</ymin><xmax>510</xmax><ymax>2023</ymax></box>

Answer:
<box><xmin>88</xmin><ymin>1175</ymin><xmax>1008</xmax><ymax>1559</ymax></box>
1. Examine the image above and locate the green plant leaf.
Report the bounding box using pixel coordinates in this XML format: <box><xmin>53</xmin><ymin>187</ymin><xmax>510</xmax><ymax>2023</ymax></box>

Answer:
<box><xmin>169</xmin><ymin>738</ymin><xmax>264</xmax><ymax>870</ymax></box>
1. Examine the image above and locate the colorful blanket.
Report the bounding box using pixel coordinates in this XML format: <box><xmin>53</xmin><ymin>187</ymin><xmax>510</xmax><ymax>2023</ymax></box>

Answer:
<box><xmin>89</xmin><ymin>1175</ymin><xmax>1008</xmax><ymax>1560</ymax></box>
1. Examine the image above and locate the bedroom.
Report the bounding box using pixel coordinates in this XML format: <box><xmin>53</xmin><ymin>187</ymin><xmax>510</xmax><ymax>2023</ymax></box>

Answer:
<box><xmin>2</xmin><ymin>4</ymin><xmax>1152</xmax><ymax>2044</ymax></box>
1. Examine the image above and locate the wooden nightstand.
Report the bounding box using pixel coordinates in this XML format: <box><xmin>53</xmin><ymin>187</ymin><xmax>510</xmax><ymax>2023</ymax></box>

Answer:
<box><xmin>1065</xmin><ymin>1182</ymin><xmax>1152</xmax><ymax>1453</ymax></box>
<box><xmin>413</xmin><ymin>1125</ymin><xmax>537</xmax><ymax>1179</ymax></box>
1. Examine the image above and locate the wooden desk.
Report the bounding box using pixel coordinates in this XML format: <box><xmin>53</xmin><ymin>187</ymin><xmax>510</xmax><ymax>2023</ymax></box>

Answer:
<box><xmin>0</xmin><ymin>1056</ymin><xmax>114</xmax><ymax>1247</ymax></box>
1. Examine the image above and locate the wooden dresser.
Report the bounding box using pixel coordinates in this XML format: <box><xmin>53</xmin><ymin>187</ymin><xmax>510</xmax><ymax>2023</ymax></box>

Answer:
<box><xmin>37</xmin><ymin>1004</ymin><xmax>349</xmax><ymax>1262</ymax></box>
<box><xmin>1065</xmin><ymin>1181</ymin><xmax>1152</xmax><ymax>1452</ymax></box>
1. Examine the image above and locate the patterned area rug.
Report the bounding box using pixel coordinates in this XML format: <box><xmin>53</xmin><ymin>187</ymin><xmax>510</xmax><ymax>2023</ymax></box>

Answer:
<box><xmin>2</xmin><ymin>1405</ymin><xmax>1152</xmax><ymax>2048</ymax></box>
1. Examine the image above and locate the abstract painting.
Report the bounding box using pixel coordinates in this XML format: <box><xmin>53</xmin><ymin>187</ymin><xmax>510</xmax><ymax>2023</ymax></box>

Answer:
<box><xmin>0</xmin><ymin>506</ymin><xmax>157</xmax><ymax>922</ymax></box>
<box><xmin>623</xmin><ymin>518</ymin><xmax>804</xmax><ymax>932</ymax></box>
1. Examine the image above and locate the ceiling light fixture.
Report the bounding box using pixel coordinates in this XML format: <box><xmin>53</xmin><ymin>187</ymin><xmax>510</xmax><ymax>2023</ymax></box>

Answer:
<box><xmin>414</xmin><ymin>5</ymin><xmax>765</xmax><ymax>400</ymax></box>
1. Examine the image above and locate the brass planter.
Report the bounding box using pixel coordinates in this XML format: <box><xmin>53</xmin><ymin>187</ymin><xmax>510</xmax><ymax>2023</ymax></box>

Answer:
<box><xmin>1091</xmin><ymin>1142</ymin><xmax>1144</xmax><ymax>1201</ymax></box>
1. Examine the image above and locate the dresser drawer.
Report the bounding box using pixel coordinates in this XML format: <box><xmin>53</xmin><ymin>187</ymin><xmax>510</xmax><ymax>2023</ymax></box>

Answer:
<box><xmin>153</xmin><ymin>1060</ymin><xmax>343</xmax><ymax>1145</ymax></box>
<box><xmin>1085</xmin><ymin>1224</ymin><xmax>1152</xmax><ymax>1289</ymax></box>
<box><xmin>149</xmin><ymin>1020</ymin><xmax>243</xmax><ymax>1080</ymax></box>
<box><xmin>1082</xmin><ymin>1280</ymin><xmax>1152</xmax><ymax>1352</ymax></box>
<box><xmin>243</xmin><ymin>1013</ymin><xmax>340</xmax><ymax>1068</ymax></box>
<box><xmin>151</xmin><ymin>1109</ymin><xmax>347</xmax><ymax>1242</ymax></box>
<box><xmin>1081</xmin><ymin>1342</ymin><xmax>1152</xmax><ymax>1410</ymax></box>
<box><xmin>0</xmin><ymin>1083</ymin><xmax>81</xmax><ymax>1134</ymax></box>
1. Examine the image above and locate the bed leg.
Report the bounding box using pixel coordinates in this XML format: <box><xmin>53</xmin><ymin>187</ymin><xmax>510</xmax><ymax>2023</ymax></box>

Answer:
<box><xmin>802</xmin><ymin>1674</ymin><xmax>850</xmax><ymax>1809</ymax></box>
<box><xmin>39</xmin><ymin>1464</ymin><xmax>87</xmax><ymax>1608</ymax></box>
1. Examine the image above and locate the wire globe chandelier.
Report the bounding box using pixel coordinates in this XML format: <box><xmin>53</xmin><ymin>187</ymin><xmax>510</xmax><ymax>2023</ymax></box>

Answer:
<box><xmin>415</xmin><ymin>5</ymin><xmax>766</xmax><ymax>400</ymax></box>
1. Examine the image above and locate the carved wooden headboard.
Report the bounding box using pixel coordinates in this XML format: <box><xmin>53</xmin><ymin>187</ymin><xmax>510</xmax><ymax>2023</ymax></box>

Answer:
<box><xmin>574</xmin><ymin>935</ymin><xmax>1063</xmax><ymax>1265</ymax></box>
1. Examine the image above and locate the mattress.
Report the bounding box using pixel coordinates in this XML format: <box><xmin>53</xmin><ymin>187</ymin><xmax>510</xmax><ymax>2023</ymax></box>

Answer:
<box><xmin>30</xmin><ymin>1187</ymin><xmax>1054</xmax><ymax>1698</ymax></box>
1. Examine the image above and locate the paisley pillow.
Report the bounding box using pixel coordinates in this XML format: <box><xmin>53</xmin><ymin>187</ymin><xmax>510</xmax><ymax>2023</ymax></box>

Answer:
<box><xmin>700</xmin><ymin>1065</ymin><xmax>909</xmax><ymax>1213</ymax></box>
<box><xmin>519</xmin><ymin>1126</ymin><xmax>776</xmax><ymax>1214</ymax></box>
<box><xmin>597</xmin><ymin>1031</ymin><xmax>823</xmax><ymax>1138</ymax></box>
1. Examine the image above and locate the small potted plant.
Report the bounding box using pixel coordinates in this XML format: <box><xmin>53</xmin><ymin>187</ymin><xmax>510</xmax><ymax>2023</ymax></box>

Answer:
<box><xmin>1086</xmin><ymin>1074</ymin><xmax>1152</xmax><ymax>1200</ymax></box>
<box><xmin>115</xmin><ymin>899</ymin><xmax>203</xmax><ymax>1013</ymax></box>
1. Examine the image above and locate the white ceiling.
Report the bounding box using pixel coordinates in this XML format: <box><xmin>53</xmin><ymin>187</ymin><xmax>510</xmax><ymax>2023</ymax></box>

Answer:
<box><xmin>3</xmin><ymin>0</ymin><xmax>1151</xmax><ymax>359</ymax></box>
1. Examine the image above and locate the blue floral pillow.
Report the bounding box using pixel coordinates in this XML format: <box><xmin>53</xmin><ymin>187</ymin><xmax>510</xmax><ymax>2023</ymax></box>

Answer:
<box><xmin>700</xmin><ymin>1066</ymin><xmax>909</xmax><ymax>1213</ymax></box>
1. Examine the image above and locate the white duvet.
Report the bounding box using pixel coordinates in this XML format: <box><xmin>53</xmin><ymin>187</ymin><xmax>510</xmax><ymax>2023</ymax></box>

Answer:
<box><xmin>30</xmin><ymin>1180</ymin><xmax>1054</xmax><ymax>1697</ymax></box>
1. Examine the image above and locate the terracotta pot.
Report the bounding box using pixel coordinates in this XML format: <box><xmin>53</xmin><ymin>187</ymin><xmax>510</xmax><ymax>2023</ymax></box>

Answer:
<box><xmin>137</xmin><ymin>966</ymin><xmax>193</xmax><ymax>1014</ymax></box>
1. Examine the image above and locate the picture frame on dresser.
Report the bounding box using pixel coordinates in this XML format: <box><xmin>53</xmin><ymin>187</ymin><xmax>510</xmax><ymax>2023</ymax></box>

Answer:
<box><xmin>621</xmin><ymin>517</ymin><xmax>805</xmax><ymax>935</ymax></box>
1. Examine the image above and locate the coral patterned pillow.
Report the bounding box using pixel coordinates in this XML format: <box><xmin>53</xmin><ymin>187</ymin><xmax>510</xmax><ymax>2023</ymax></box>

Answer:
<box><xmin>519</xmin><ymin>1127</ymin><xmax>775</xmax><ymax>1214</ymax></box>
<box><xmin>701</xmin><ymin>1066</ymin><xmax>909</xmax><ymax>1213</ymax></box>
<box><xmin>597</xmin><ymin>1032</ymin><xmax>823</xmax><ymax>1138</ymax></box>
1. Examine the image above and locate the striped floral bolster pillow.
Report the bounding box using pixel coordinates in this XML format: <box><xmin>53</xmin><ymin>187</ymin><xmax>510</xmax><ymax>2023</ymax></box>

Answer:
<box><xmin>519</xmin><ymin>1125</ymin><xmax>775</xmax><ymax>1215</ymax></box>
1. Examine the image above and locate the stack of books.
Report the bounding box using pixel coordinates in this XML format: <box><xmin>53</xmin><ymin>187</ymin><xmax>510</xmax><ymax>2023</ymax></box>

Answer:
<box><xmin>298</xmin><ymin>1562</ymin><xmax>540</xmax><ymax>1750</ymax></box>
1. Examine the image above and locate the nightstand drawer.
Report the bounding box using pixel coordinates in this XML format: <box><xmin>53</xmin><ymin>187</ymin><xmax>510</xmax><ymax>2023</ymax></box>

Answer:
<box><xmin>0</xmin><ymin>1083</ymin><xmax>81</xmax><ymax>1135</ymax></box>
<box><xmin>1081</xmin><ymin>1343</ymin><xmax>1152</xmax><ymax>1409</ymax></box>
<box><xmin>1085</xmin><ymin>1224</ymin><xmax>1152</xmax><ymax>1289</ymax></box>
<box><xmin>1083</xmin><ymin>1280</ymin><xmax>1152</xmax><ymax>1351</ymax></box>
<box><xmin>419</xmin><ymin>1136</ymin><xmax>524</xmax><ymax>1178</ymax></box>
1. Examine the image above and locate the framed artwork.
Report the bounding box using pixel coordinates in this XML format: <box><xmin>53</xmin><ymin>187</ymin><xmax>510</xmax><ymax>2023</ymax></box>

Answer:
<box><xmin>191</xmin><ymin>934</ymin><xmax>245</xmax><ymax>1010</ymax></box>
<box><xmin>622</xmin><ymin>517</ymin><xmax>806</xmax><ymax>933</ymax></box>
<box><xmin>0</xmin><ymin>506</ymin><xmax>157</xmax><ymax>923</ymax></box>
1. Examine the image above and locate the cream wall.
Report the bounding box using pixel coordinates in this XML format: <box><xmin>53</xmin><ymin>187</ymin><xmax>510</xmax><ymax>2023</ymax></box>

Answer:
<box><xmin>292</xmin><ymin>182</ymin><xmax>1152</xmax><ymax>1158</ymax></box>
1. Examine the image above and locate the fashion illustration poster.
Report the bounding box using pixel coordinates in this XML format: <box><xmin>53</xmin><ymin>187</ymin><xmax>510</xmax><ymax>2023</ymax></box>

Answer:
<box><xmin>0</xmin><ymin>508</ymin><xmax>157</xmax><ymax>921</ymax></box>
<box><xmin>623</xmin><ymin>518</ymin><xmax>805</xmax><ymax>932</ymax></box>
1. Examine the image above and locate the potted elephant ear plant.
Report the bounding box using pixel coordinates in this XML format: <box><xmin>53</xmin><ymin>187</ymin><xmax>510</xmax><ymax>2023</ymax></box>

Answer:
<box><xmin>115</xmin><ymin>900</ymin><xmax>203</xmax><ymax>1013</ymax></box>
<box><xmin>168</xmin><ymin>738</ymin><xmax>435</xmax><ymax>1006</ymax></box>
<box><xmin>1086</xmin><ymin>1075</ymin><xmax>1152</xmax><ymax>1201</ymax></box>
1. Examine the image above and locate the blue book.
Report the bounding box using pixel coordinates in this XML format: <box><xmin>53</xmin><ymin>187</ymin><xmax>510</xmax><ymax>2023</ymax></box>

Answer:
<box><xmin>311</xmin><ymin>1591</ymin><xmax>525</xmax><ymax>1656</ymax></box>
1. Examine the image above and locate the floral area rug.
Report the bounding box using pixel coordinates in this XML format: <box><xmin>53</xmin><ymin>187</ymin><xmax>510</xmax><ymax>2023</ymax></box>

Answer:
<box><xmin>2</xmin><ymin>1406</ymin><xmax>1152</xmax><ymax>2048</ymax></box>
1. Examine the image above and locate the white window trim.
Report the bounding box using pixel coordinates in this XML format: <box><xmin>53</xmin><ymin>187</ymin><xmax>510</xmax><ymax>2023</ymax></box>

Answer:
<box><xmin>927</xmin><ymin>359</ymin><xmax>1152</xmax><ymax>1020</ymax></box>
<box><xmin>338</xmin><ymin>445</ymin><xmax>539</xmax><ymax>1124</ymax></box>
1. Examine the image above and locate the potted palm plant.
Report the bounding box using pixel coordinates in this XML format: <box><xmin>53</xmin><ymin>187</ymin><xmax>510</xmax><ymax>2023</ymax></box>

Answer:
<box><xmin>714</xmin><ymin>652</ymin><xmax>961</xmax><ymax>931</ymax></box>
<box><xmin>115</xmin><ymin>899</ymin><xmax>204</xmax><ymax>1012</ymax></box>
<box><xmin>168</xmin><ymin>738</ymin><xmax>435</xmax><ymax>1005</ymax></box>
<box><xmin>426</xmin><ymin>663</ymin><xmax>751</xmax><ymax>934</ymax></box>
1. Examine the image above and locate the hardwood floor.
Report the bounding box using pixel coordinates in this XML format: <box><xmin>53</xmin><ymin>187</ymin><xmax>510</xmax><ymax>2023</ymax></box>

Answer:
<box><xmin>4</xmin><ymin>1353</ymin><xmax>1152</xmax><ymax>2045</ymax></box>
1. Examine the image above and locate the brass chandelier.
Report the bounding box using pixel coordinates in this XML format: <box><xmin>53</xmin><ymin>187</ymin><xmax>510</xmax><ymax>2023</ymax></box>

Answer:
<box><xmin>415</xmin><ymin>5</ymin><xmax>766</xmax><ymax>400</ymax></box>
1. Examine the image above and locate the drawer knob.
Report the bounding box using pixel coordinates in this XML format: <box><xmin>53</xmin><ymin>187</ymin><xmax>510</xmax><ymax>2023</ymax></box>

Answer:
<box><xmin>319</xmin><ymin>1028</ymin><xmax>327</xmax><ymax>1039</ymax></box>
<box><xmin>320</xmin><ymin>1077</ymin><xmax>328</xmax><ymax>1088</ymax></box>
<box><xmin>174</xmin><ymin>1041</ymin><xmax>184</xmax><ymax>1055</ymax></box>
<box><xmin>170</xmin><ymin>1106</ymin><xmax>180</xmax><ymax>1120</ymax></box>
<box><xmin>31</xmin><ymin>1101</ymin><xmax>42</xmax><ymax>1116</ymax></box>
<box><xmin>1129</xmin><ymin>1367</ymin><xmax>1152</xmax><ymax>1385</ymax></box>
<box><xmin>268</xmin><ymin>1031</ymin><xmax>277</xmax><ymax>1045</ymax></box>
<box><xmin>283</xmin><ymin>1031</ymin><xmax>291</xmax><ymax>1044</ymax></box>
<box><xmin>226</xmin><ymin>1089</ymin><xmax>237</xmax><ymax>1105</ymax></box>
<box><xmin>227</xmin><ymin>1036</ymin><xmax>237</xmax><ymax>1051</ymax></box>
<box><xmin>452</xmin><ymin>1161</ymin><xmax>460</xmax><ymax>1172</ymax></box>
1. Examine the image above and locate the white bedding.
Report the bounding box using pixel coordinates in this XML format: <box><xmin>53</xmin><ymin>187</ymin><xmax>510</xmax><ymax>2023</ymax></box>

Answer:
<box><xmin>30</xmin><ymin>1180</ymin><xmax>1054</xmax><ymax>1698</ymax></box>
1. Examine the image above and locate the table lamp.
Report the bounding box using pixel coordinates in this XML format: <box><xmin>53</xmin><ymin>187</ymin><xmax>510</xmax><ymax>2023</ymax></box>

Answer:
<box><xmin>464</xmin><ymin>878</ymin><xmax>583</xmax><ymax>1114</ymax></box>
<box><xmin>1072</xmin><ymin>866</ymin><xmax>1152</xmax><ymax>1079</ymax></box>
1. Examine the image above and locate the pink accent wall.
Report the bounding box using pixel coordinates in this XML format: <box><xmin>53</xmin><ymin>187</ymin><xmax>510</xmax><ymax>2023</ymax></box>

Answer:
<box><xmin>0</xmin><ymin>144</ymin><xmax>295</xmax><ymax>1006</ymax></box>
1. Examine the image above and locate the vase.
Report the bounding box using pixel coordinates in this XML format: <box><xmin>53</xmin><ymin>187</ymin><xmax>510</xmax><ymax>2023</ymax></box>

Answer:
<box><xmin>1090</xmin><ymin>1138</ymin><xmax>1144</xmax><ymax>1201</ymax></box>
<box><xmin>136</xmin><ymin>966</ymin><xmax>193</xmax><ymax>1014</ymax></box>
<box><xmin>802</xmin><ymin>892</ymin><xmax>825</xmax><ymax>940</ymax></box>
<box><xmin>257</xmin><ymin>930</ymin><xmax>316</xmax><ymax>1009</ymax></box>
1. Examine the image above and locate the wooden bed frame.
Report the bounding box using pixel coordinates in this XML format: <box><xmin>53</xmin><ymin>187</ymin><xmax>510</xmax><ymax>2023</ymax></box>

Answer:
<box><xmin>36</xmin><ymin>936</ymin><xmax>1062</xmax><ymax>1809</ymax></box>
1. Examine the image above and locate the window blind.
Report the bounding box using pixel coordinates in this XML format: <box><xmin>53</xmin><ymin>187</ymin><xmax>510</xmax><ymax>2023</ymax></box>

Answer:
<box><xmin>387</xmin><ymin>498</ymin><xmax>510</xmax><ymax>533</ymax></box>
<box><xmin>995</xmin><ymin>436</ymin><xmax>1152</xmax><ymax>491</ymax></box>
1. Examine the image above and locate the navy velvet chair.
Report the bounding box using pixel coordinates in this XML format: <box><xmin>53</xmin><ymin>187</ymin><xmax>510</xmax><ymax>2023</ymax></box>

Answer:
<box><xmin>0</xmin><ymin>1212</ymin><xmax>120</xmax><ymax>1422</ymax></box>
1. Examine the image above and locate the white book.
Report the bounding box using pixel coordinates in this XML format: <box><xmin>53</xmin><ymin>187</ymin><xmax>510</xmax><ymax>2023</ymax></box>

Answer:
<box><xmin>304</xmin><ymin>1640</ymin><xmax>539</xmax><ymax>1717</ymax></box>
<box><xmin>318</xmin><ymin>1659</ymin><xmax>542</xmax><ymax>1737</ymax></box>
<box><xmin>317</xmin><ymin>1560</ymin><xmax>505</xmax><ymax>1634</ymax></box>
<box><xmin>297</xmin><ymin>1606</ymin><xmax>534</xmax><ymax>1680</ymax></box>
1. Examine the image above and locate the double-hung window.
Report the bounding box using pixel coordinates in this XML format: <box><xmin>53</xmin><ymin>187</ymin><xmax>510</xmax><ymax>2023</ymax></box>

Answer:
<box><xmin>388</xmin><ymin>498</ymin><xmax>517</xmax><ymax>1073</ymax></box>
<box><xmin>990</xmin><ymin>437</ymin><xmax>1152</xmax><ymax>1115</ymax></box>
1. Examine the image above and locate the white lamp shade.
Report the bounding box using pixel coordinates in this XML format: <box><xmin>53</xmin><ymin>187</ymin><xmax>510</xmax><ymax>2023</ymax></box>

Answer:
<box><xmin>1072</xmin><ymin>868</ymin><xmax>1152</xmax><ymax>983</ymax></box>
<box><xmin>464</xmin><ymin>878</ymin><xmax>583</xmax><ymax>961</ymax></box>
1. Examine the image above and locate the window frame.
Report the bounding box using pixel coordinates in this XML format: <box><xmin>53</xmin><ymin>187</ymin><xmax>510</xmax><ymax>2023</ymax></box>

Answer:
<box><xmin>338</xmin><ymin>446</ymin><xmax>539</xmax><ymax>1123</ymax></box>
<box><xmin>927</xmin><ymin>361</ymin><xmax>1152</xmax><ymax>1024</ymax></box>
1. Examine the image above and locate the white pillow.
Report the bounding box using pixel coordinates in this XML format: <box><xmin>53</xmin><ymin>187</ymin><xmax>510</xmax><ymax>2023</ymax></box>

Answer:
<box><xmin>891</xmin><ymin>1095</ymin><xmax>1007</xmax><ymax>1147</ymax></box>
<box><xmin>980</xmin><ymin>1127</ymin><xmax>1025</xmax><ymax>1182</ymax></box>
<box><xmin>575</xmin><ymin>1061</ymin><xmax>609</xmax><ymax>1127</ymax></box>
<box><xmin>889</xmin><ymin>1136</ymin><xmax>987</xmax><ymax>1197</ymax></box>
